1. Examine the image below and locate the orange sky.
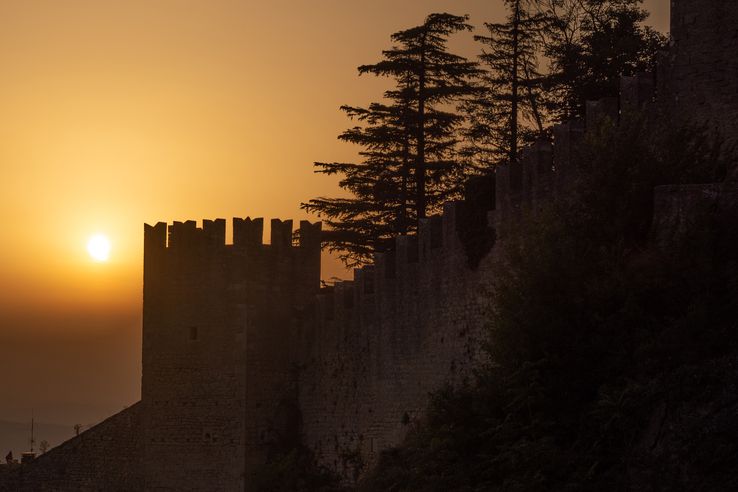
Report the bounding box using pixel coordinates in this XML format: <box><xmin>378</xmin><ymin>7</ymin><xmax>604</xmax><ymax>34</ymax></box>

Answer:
<box><xmin>0</xmin><ymin>0</ymin><xmax>669</xmax><ymax>432</ymax></box>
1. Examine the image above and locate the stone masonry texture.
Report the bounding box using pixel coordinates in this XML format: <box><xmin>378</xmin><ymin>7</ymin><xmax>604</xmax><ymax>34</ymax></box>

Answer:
<box><xmin>0</xmin><ymin>403</ymin><xmax>143</xmax><ymax>491</ymax></box>
<box><xmin>663</xmin><ymin>0</ymin><xmax>738</xmax><ymax>174</ymax></box>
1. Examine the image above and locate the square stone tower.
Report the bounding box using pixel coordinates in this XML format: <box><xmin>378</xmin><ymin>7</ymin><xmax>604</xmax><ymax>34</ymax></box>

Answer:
<box><xmin>666</xmin><ymin>0</ymin><xmax>738</xmax><ymax>156</ymax></box>
<box><xmin>142</xmin><ymin>218</ymin><xmax>320</xmax><ymax>490</ymax></box>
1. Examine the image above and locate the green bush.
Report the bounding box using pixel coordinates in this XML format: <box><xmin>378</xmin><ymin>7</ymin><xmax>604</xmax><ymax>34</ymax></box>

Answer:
<box><xmin>360</xmin><ymin>118</ymin><xmax>738</xmax><ymax>491</ymax></box>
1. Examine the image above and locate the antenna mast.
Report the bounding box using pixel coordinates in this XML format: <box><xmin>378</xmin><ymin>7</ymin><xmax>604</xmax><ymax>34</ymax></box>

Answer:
<box><xmin>30</xmin><ymin>410</ymin><xmax>35</xmax><ymax>453</ymax></box>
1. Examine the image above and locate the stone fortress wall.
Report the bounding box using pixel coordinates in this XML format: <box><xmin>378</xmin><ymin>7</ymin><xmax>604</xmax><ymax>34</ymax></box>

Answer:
<box><xmin>298</xmin><ymin>69</ymin><xmax>661</xmax><ymax>479</ymax></box>
<box><xmin>1</xmin><ymin>1</ymin><xmax>736</xmax><ymax>489</ymax></box>
<box><xmin>298</xmin><ymin>200</ymin><xmax>492</xmax><ymax>480</ymax></box>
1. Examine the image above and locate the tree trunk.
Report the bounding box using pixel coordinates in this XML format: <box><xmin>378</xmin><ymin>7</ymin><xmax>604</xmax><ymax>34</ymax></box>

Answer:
<box><xmin>400</xmin><ymin>94</ymin><xmax>410</xmax><ymax>235</ymax></box>
<box><xmin>523</xmin><ymin>63</ymin><xmax>545</xmax><ymax>136</ymax></box>
<box><xmin>510</xmin><ymin>0</ymin><xmax>520</xmax><ymax>164</ymax></box>
<box><xmin>415</xmin><ymin>32</ymin><xmax>427</xmax><ymax>220</ymax></box>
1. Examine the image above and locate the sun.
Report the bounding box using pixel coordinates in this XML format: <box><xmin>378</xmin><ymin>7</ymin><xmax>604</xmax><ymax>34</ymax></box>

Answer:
<box><xmin>87</xmin><ymin>234</ymin><xmax>111</xmax><ymax>262</ymax></box>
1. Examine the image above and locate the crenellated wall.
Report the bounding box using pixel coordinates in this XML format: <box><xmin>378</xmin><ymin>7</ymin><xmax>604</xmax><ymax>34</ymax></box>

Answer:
<box><xmin>298</xmin><ymin>71</ymin><xmax>662</xmax><ymax>481</ymax></box>
<box><xmin>491</xmin><ymin>72</ymin><xmax>656</xmax><ymax>231</ymax></box>
<box><xmin>298</xmin><ymin>201</ymin><xmax>493</xmax><ymax>478</ymax></box>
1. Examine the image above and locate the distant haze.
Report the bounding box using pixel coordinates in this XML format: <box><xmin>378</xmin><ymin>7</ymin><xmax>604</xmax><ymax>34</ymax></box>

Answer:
<box><xmin>0</xmin><ymin>0</ymin><xmax>669</xmax><ymax>433</ymax></box>
<box><xmin>0</xmin><ymin>419</ymin><xmax>78</xmax><ymax>459</ymax></box>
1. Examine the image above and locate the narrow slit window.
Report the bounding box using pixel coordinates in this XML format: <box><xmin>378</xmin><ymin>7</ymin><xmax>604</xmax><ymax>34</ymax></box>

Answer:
<box><xmin>189</xmin><ymin>326</ymin><xmax>198</xmax><ymax>341</ymax></box>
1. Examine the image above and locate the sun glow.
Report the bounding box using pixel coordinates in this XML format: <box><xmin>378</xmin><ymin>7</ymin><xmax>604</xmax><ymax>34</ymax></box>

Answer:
<box><xmin>87</xmin><ymin>234</ymin><xmax>111</xmax><ymax>262</ymax></box>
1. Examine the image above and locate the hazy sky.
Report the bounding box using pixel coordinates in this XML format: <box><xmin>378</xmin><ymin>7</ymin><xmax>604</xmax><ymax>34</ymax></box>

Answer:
<box><xmin>0</xmin><ymin>0</ymin><xmax>669</xmax><ymax>431</ymax></box>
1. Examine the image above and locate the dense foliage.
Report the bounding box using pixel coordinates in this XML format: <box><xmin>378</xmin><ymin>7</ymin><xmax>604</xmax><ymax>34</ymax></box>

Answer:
<box><xmin>359</xmin><ymin>118</ymin><xmax>737</xmax><ymax>491</ymax></box>
<box><xmin>250</xmin><ymin>444</ymin><xmax>348</xmax><ymax>492</ymax></box>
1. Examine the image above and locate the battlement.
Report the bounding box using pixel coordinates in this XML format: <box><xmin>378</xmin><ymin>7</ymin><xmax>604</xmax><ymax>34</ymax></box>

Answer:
<box><xmin>313</xmin><ymin>201</ymin><xmax>466</xmax><ymax>326</ymax></box>
<box><xmin>144</xmin><ymin>217</ymin><xmax>322</xmax><ymax>253</ymax></box>
<box><xmin>493</xmin><ymin>72</ymin><xmax>656</xmax><ymax>229</ymax></box>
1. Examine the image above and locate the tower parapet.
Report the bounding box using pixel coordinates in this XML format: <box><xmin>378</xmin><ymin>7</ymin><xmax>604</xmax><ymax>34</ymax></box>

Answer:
<box><xmin>144</xmin><ymin>217</ymin><xmax>321</xmax><ymax>253</ymax></box>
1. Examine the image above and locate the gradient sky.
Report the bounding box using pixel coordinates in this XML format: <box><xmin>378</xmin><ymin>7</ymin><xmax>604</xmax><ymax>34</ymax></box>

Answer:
<box><xmin>0</xmin><ymin>0</ymin><xmax>669</xmax><ymax>433</ymax></box>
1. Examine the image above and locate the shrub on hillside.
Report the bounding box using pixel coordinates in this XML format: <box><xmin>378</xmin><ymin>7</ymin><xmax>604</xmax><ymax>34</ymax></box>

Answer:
<box><xmin>360</xmin><ymin>118</ymin><xmax>738</xmax><ymax>491</ymax></box>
